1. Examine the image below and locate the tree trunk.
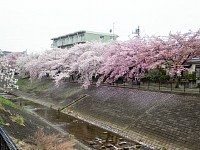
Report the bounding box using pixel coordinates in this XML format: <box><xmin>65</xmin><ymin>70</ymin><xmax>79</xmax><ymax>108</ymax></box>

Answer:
<box><xmin>175</xmin><ymin>76</ymin><xmax>180</xmax><ymax>88</ymax></box>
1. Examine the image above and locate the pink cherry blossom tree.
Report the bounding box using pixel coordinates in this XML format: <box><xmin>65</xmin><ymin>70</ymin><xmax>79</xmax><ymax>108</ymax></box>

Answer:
<box><xmin>16</xmin><ymin>42</ymin><xmax>108</xmax><ymax>88</ymax></box>
<box><xmin>14</xmin><ymin>30</ymin><xmax>200</xmax><ymax>89</ymax></box>
<box><xmin>98</xmin><ymin>38</ymin><xmax>166</xmax><ymax>84</ymax></box>
<box><xmin>75</xmin><ymin>42</ymin><xmax>106</xmax><ymax>88</ymax></box>
<box><xmin>98</xmin><ymin>30</ymin><xmax>200</xmax><ymax>86</ymax></box>
<box><xmin>16</xmin><ymin>53</ymin><xmax>39</xmax><ymax>78</ymax></box>
<box><xmin>52</xmin><ymin>42</ymin><xmax>107</xmax><ymax>88</ymax></box>
<box><xmin>160</xmin><ymin>30</ymin><xmax>200</xmax><ymax>87</ymax></box>
<box><xmin>165</xmin><ymin>30</ymin><xmax>200</xmax><ymax>77</ymax></box>
<box><xmin>98</xmin><ymin>40</ymin><xmax>138</xmax><ymax>83</ymax></box>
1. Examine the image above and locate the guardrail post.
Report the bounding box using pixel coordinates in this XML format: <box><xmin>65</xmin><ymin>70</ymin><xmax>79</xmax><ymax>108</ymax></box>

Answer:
<box><xmin>199</xmin><ymin>85</ymin><xmax>200</xmax><ymax>94</ymax></box>
<box><xmin>131</xmin><ymin>79</ymin><xmax>133</xmax><ymax>87</ymax></box>
<box><xmin>138</xmin><ymin>81</ymin><xmax>140</xmax><ymax>88</ymax></box>
<box><xmin>171</xmin><ymin>82</ymin><xmax>173</xmax><ymax>91</ymax></box>
<box><xmin>184</xmin><ymin>82</ymin><xmax>186</xmax><ymax>92</ymax></box>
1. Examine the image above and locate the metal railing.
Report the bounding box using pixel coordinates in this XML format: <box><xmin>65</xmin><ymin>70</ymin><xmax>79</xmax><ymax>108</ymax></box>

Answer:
<box><xmin>68</xmin><ymin>77</ymin><xmax>200</xmax><ymax>95</ymax></box>
<box><xmin>0</xmin><ymin>127</ymin><xmax>18</xmax><ymax>150</ymax></box>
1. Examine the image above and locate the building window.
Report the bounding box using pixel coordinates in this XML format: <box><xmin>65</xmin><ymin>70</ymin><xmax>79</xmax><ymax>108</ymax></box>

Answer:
<box><xmin>100</xmin><ymin>35</ymin><xmax>104</xmax><ymax>40</ymax></box>
<box><xmin>196</xmin><ymin>65</ymin><xmax>200</xmax><ymax>78</ymax></box>
<box><xmin>71</xmin><ymin>37</ymin><xmax>74</xmax><ymax>43</ymax></box>
<box><xmin>80</xmin><ymin>34</ymin><xmax>85</xmax><ymax>41</ymax></box>
<box><xmin>62</xmin><ymin>38</ymin><xmax>65</xmax><ymax>45</ymax></box>
<box><xmin>69</xmin><ymin>36</ymin><xmax>73</xmax><ymax>43</ymax></box>
<box><xmin>58</xmin><ymin>40</ymin><xmax>62</xmax><ymax>46</ymax></box>
<box><xmin>74</xmin><ymin>35</ymin><xmax>77</xmax><ymax>42</ymax></box>
<box><xmin>53</xmin><ymin>40</ymin><xmax>58</xmax><ymax>47</ymax></box>
<box><xmin>64</xmin><ymin>38</ymin><xmax>67</xmax><ymax>44</ymax></box>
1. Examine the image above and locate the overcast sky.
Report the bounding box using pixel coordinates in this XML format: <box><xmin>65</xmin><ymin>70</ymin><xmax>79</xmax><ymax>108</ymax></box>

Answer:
<box><xmin>0</xmin><ymin>0</ymin><xmax>199</xmax><ymax>54</ymax></box>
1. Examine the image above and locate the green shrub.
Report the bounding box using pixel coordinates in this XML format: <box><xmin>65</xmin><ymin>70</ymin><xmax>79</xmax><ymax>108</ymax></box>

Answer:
<box><xmin>144</xmin><ymin>68</ymin><xmax>170</xmax><ymax>81</ymax></box>
<box><xmin>182</xmin><ymin>71</ymin><xmax>196</xmax><ymax>81</ymax></box>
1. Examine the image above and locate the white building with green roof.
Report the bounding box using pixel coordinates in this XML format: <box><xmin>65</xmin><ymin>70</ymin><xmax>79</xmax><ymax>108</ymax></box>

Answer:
<box><xmin>51</xmin><ymin>30</ymin><xmax>119</xmax><ymax>49</ymax></box>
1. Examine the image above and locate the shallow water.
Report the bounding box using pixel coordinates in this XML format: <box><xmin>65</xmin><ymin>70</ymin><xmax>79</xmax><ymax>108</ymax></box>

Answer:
<box><xmin>8</xmin><ymin>97</ymin><xmax>154</xmax><ymax>150</ymax></box>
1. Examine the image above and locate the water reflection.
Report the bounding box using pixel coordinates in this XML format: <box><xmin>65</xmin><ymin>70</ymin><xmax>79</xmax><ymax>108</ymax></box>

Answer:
<box><xmin>11</xmin><ymin>98</ymin><xmax>153</xmax><ymax>150</ymax></box>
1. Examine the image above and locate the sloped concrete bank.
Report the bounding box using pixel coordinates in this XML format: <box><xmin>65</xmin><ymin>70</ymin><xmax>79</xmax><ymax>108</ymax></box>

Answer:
<box><xmin>10</xmin><ymin>78</ymin><xmax>200</xmax><ymax>150</ymax></box>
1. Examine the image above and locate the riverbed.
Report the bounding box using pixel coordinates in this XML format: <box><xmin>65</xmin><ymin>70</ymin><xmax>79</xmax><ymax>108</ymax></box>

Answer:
<box><xmin>0</xmin><ymin>92</ymin><xmax>154</xmax><ymax>150</ymax></box>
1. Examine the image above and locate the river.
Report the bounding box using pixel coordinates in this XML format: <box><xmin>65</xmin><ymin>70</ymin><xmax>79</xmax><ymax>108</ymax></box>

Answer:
<box><xmin>0</xmin><ymin>92</ymin><xmax>154</xmax><ymax>150</ymax></box>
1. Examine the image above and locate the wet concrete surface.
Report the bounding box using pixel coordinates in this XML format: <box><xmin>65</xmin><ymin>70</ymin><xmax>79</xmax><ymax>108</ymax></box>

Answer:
<box><xmin>2</xmin><ymin>79</ymin><xmax>200</xmax><ymax>149</ymax></box>
<box><xmin>67</xmin><ymin>86</ymin><xmax>200</xmax><ymax>150</ymax></box>
<box><xmin>8</xmin><ymin>97</ymin><xmax>153</xmax><ymax>150</ymax></box>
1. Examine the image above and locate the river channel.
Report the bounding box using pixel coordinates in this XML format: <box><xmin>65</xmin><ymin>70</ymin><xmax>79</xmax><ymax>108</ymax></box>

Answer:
<box><xmin>1</xmin><ymin>92</ymin><xmax>154</xmax><ymax>150</ymax></box>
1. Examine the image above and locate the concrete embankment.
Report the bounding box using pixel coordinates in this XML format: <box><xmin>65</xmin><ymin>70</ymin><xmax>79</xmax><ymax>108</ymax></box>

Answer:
<box><xmin>10</xmin><ymin>78</ymin><xmax>200</xmax><ymax>150</ymax></box>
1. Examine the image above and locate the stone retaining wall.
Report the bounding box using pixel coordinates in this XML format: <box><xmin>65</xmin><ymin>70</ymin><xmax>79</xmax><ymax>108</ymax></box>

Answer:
<box><xmin>6</xmin><ymin>79</ymin><xmax>200</xmax><ymax>150</ymax></box>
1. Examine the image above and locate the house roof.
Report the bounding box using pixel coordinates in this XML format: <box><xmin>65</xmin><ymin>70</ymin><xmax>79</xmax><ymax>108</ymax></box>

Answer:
<box><xmin>51</xmin><ymin>30</ymin><xmax>119</xmax><ymax>40</ymax></box>
<box><xmin>187</xmin><ymin>58</ymin><xmax>200</xmax><ymax>64</ymax></box>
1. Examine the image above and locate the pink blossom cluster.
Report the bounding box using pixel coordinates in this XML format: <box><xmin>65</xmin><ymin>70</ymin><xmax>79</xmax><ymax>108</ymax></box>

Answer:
<box><xmin>99</xmin><ymin>30</ymin><xmax>200</xmax><ymax>84</ymax></box>
<box><xmin>14</xmin><ymin>30</ymin><xmax>200</xmax><ymax>88</ymax></box>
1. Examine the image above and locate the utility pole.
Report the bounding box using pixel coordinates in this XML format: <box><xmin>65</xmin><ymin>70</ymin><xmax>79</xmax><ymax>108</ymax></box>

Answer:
<box><xmin>113</xmin><ymin>22</ymin><xmax>115</xmax><ymax>40</ymax></box>
<box><xmin>110</xmin><ymin>22</ymin><xmax>115</xmax><ymax>40</ymax></box>
<box><xmin>132</xmin><ymin>26</ymin><xmax>140</xmax><ymax>37</ymax></box>
<box><xmin>135</xmin><ymin>26</ymin><xmax>140</xmax><ymax>37</ymax></box>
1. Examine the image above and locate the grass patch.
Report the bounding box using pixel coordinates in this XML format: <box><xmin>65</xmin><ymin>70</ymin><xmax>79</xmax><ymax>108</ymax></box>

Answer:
<box><xmin>0</xmin><ymin>96</ymin><xmax>18</xmax><ymax>109</ymax></box>
<box><xmin>10</xmin><ymin>115</ymin><xmax>24</xmax><ymax>126</ymax></box>
<box><xmin>0</xmin><ymin>116</ymin><xmax>4</xmax><ymax>126</ymax></box>
<box><xmin>17</xmin><ymin>78</ymin><xmax>54</xmax><ymax>92</ymax></box>
<box><xmin>16</xmin><ymin>78</ymin><xmax>29</xmax><ymax>86</ymax></box>
<box><xmin>0</xmin><ymin>96</ymin><xmax>30</xmax><ymax>115</ymax></box>
<box><xmin>0</xmin><ymin>104</ymin><xmax>5</xmax><ymax>111</ymax></box>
